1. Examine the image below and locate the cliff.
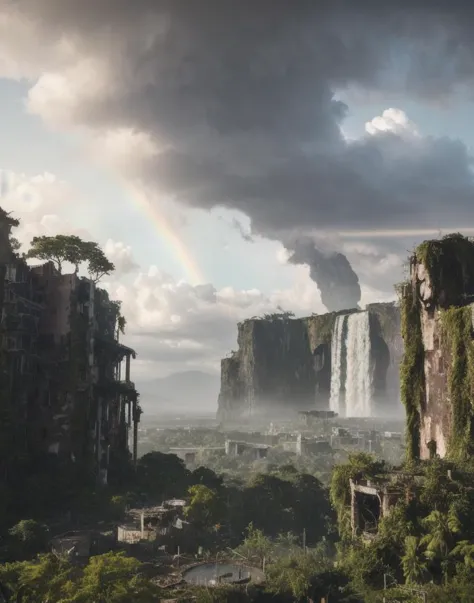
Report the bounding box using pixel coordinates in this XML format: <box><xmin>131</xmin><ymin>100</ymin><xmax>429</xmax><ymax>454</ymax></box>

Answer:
<box><xmin>217</xmin><ymin>303</ymin><xmax>402</xmax><ymax>422</ymax></box>
<box><xmin>400</xmin><ymin>233</ymin><xmax>474</xmax><ymax>461</ymax></box>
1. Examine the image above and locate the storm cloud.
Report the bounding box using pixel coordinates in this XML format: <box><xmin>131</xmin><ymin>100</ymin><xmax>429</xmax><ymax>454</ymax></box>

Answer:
<box><xmin>3</xmin><ymin>1</ymin><xmax>474</xmax><ymax>280</ymax></box>
<box><xmin>288</xmin><ymin>237</ymin><xmax>361</xmax><ymax>312</ymax></box>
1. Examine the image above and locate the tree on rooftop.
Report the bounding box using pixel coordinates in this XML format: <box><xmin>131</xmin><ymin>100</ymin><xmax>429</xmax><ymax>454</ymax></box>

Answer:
<box><xmin>84</xmin><ymin>240</ymin><xmax>115</xmax><ymax>283</ymax></box>
<box><xmin>26</xmin><ymin>234</ymin><xmax>115</xmax><ymax>282</ymax></box>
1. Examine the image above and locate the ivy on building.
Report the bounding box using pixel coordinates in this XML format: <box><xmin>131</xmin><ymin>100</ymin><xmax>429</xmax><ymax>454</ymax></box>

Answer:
<box><xmin>398</xmin><ymin>281</ymin><xmax>424</xmax><ymax>461</ymax></box>
<box><xmin>440</xmin><ymin>306</ymin><xmax>474</xmax><ymax>460</ymax></box>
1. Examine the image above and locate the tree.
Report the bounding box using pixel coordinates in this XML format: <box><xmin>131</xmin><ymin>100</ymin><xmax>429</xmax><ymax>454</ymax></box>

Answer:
<box><xmin>450</xmin><ymin>540</ymin><xmax>474</xmax><ymax>569</ymax></box>
<box><xmin>421</xmin><ymin>508</ymin><xmax>460</xmax><ymax>584</ymax></box>
<box><xmin>66</xmin><ymin>551</ymin><xmax>160</xmax><ymax>602</ymax></box>
<box><xmin>8</xmin><ymin>519</ymin><xmax>49</xmax><ymax>560</ymax></box>
<box><xmin>0</xmin><ymin>552</ymin><xmax>161</xmax><ymax>602</ymax></box>
<box><xmin>234</xmin><ymin>523</ymin><xmax>273</xmax><ymax>567</ymax></box>
<box><xmin>136</xmin><ymin>451</ymin><xmax>189</xmax><ymax>500</ymax></box>
<box><xmin>190</xmin><ymin>466</ymin><xmax>223</xmax><ymax>490</ymax></box>
<box><xmin>26</xmin><ymin>235</ymin><xmax>115</xmax><ymax>282</ymax></box>
<box><xmin>27</xmin><ymin>234</ymin><xmax>83</xmax><ymax>273</ymax></box>
<box><xmin>85</xmin><ymin>241</ymin><xmax>115</xmax><ymax>282</ymax></box>
<box><xmin>184</xmin><ymin>484</ymin><xmax>224</xmax><ymax>529</ymax></box>
<box><xmin>402</xmin><ymin>536</ymin><xmax>428</xmax><ymax>585</ymax></box>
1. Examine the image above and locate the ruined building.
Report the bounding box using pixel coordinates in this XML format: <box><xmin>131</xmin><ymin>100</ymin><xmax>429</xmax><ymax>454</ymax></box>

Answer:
<box><xmin>0</xmin><ymin>216</ymin><xmax>140</xmax><ymax>486</ymax></box>
<box><xmin>400</xmin><ymin>234</ymin><xmax>474</xmax><ymax>461</ymax></box>
<box><xmin>217</xmin><ymin>303</ymin><xmax>402</xmax><ymax>421</ymax></box>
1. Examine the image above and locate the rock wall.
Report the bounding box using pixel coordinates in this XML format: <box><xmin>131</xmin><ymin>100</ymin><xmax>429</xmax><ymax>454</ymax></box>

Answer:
<box><xmin>217</xmin><ymin>303</ymin><xmax>402</xmax><ymax>422</ymax></box>
<box><xmin>400</xmin><ymin>234</ymin><xmax>474</xmax><ymax>461</ymax></box>
<box><xmin>218</xmin><ymin>318</ymin><xmax>317</xmax><ymax>420</ymax></box>
<box><xmin>367</xmin><ymin>302</ymin><xmax>403</xmax><ymax>415</ymax></box>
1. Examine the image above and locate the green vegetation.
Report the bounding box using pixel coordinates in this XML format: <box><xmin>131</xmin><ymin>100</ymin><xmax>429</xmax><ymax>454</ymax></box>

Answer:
<box><xmin>26</xmin><ymin>234</ymin><xmax>115</xmax><ymax>282</ymax></box>
<box><xmin>329</xmin><ymin>455</ymin><xmax>474</xmax><ymax>601</ymax></box>
<box><xmin>330</xmin><ymin>453</ymin><xmax>386</xmax><ymax>541</ymax></box>
<box><xmin>414</xmin><ymin>233</ymin><xmax>474</xmax><ymax>306</ymax></box>
<box><xmin>440</xmin><ymin>306</ymin><xmax>474</xmax><ymax>459</ymax></box>
<box><xmin>306</xmin><ymin>311</ymin><xmax>339</xmax><ymax>344</ymax></box>
<box><xmin>0</xmin><ymin>551</ymin><xmax>162</xmax><ymax>602</ymax></box>
<box><xmin>398</xmin><ymin>281</ymin><xmax>424</xmax><ymax>461</ymax></box>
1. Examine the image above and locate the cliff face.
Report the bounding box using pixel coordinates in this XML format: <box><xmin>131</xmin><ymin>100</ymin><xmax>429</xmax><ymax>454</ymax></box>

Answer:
<box><xmin>217</xmin><ymin>303</ymin><xmax>402</xmax><ymax>422</ymax></box>
<box><xmin>400</xmin><ymin>234</ymin><xmax>474</xmax><ymax>461</ymax></box>
<box><xmin>366</xmin><ymin>302</ymin><xmax>403</xmax><ymax>415</ymax></box>
<box><xmin>218</xmin><ymin>318</ymin><xmax>316</xmax><ymax>419</ymax></box>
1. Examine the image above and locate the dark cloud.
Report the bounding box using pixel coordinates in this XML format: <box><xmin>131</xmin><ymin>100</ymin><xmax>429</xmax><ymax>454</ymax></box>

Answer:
<box><xmin>8</xmin><ymin>1</ymin><xmax>474</xmax><ymax>264</ymax></box>
<box><xmin>288</xmin><ymin>237</ymin><xmax>361</xmax><ymax>311</ymax></box>
<box><xmin>231</xmin><ymin>218</ymin><xmax>254</xmax><ymax>243</ymax></box>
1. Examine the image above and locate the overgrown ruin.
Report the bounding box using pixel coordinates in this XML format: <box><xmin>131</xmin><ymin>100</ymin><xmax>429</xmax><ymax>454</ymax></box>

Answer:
<box><xmin>400</xmin><ymin>233</ymin><xmax>474</xmax><ymax>461</ymax></box>
<box><xmin>0</xmin><ymin>211</ymin><xmax>140</xmax><ymax>491</ymax></box>
<box><xmin>217</xmin><ymin>303</ymin><xmax>402</xmax><ymax>421</ymax></box>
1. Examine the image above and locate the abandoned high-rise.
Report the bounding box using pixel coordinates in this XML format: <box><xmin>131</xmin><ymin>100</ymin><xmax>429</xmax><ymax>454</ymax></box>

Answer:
<box><xmin>0</xmin><ymin>210</ymin><xmax>140</xmax><ymax>485</ymax></box>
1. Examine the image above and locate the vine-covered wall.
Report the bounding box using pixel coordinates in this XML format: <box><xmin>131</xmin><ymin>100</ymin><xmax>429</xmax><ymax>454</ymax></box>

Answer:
<box><xmin>400</xmin><ymin>234</ymin><xmax>474</xmax><ymax>461</ymax></box>
<box><xmin>415</xmin><ymin>234</ymin><xmax>474</xmax><ymax>308</ymax></box>
<box><xmin>399</xmin><ymin>282</ymin><xmax>424</xmax><ymax>461</ymax></box>
<box><xmin>440</xmin><ymin>306</ymin><xmax>474</xmax><ymax>460</ymax></box>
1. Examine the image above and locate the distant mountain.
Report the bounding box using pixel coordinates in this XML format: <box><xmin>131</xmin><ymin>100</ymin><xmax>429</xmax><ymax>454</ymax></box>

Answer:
<box><xmin>137</xmin><ymin>370</ymin><xmax>220</xmax><ymax>414</ymax></box>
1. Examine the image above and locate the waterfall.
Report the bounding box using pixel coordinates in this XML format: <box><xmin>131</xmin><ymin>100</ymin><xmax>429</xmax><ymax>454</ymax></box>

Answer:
<box><xmin>345</xmin><ymin>311</ymin><xmax>372</xmax><ymax>417</ymax></box>
<box><xmin>329</xmin><ymin>314</ymin><xmax>346</xmax><ymax>414</ymax></box>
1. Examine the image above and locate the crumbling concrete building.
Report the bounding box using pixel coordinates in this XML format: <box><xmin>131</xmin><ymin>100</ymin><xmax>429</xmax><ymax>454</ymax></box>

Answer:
<box><xmin>400</xmin><ymin>234</ymin><xmax>474</xmax><ymax>461</ymax></box>
<box><xmin>1</xmin><ymin>240</ymin><xmax>139</xmax><ymax>484</ymax></box>
<box><xmin>225</xmin><ymin>439</ymin><xmax>269</xmax><ymax>459</ymax></box>
<box><xmin>350</xmin><ymin>478</ymin><xmax>402</xmax><ymax>539</ymax></box>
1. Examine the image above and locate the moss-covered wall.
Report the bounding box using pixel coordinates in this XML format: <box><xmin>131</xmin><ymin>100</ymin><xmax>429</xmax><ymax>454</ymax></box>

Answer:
<box><xmin>440</xmin><ymin>306</ymin><xmax>474</xmax><ymax>460</ymax></box>
<box><xmin>399</xmin><ymin>282</ymin><xmax>424</xmax><ymax>461</ymax></box>
<box><xmin>414</xmin><ymin>234</ymin><xmax>474</xmax><ymax>309</ymax></box>
<box><xmin>400</xmin><ymin>234</ymin><xmax>474</xmax><ymax>461</ymax></box>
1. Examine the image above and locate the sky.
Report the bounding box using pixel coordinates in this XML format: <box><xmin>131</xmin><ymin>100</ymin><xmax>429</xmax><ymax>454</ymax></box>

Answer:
<box><xmin>2</xmin><ymin>1</ymin><xmax>474</xmax><ymax>400</ymax></box>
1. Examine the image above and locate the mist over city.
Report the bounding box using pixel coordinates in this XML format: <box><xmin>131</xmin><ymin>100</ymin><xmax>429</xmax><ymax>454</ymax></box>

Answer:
<box><xmin>2</xmin><ymin>2</ymin><xmax>474</xmax><ymax>601</ymax></box>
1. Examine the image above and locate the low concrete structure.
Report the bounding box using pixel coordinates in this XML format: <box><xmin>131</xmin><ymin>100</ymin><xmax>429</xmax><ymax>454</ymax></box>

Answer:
<box><xmin>117</xmin><ymin>524</ymin><xmax>156</xmax><ymax>544</ymax></box>
<box><xmin>225</xmin><ymin>440</ymin><xmax>269</xmax><ymax>459</ymax></box>
<box><xmin>169</xmin><ymin>447</ymin><xmax>225</xmax><ymax>465</ymax></box>
<box><xmin>299</xmin><ymin>410</ymin><xmax>338</xmax><ymax>427</ymax></box>
<box><xmin>51</xmin><ymin>530</ymin><xmax>97</xmax><ymax>559</ymax></box>
<box><xmin>118</xmin><ymin>500</ymin><xmax>189</xmax><ymax>545</ymax></box>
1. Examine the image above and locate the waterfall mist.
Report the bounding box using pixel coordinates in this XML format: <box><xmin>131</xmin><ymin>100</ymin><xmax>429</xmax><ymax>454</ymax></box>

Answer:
<box><xmin>329</xmin><ymin>311</ymin><xmax>374</xmax><ymax>418</ymax></box>
<box><xmin>345</xmin><ymin>312</ymin><xmax>373</xmax><ymax>418</ymax></box>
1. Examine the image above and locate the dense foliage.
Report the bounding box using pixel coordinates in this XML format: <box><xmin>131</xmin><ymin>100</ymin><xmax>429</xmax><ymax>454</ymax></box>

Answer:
<box><xmin>414</xmin><ymin>234</ymin><xmax>474</xmax><ymax>307</ymax></box>
<box><xmin>331</xmin><ymin>455</ymin><xmax>474</xmax><ymax>602</ymax></box>
<box><xmin>440</xmin><ymin>306</ymin><xmax>474</xmax><ymax>459</ymax></box>
<box><xmin>398</xmin><ymin>281</ymin><xmax>424</xmax><ymax>461</ymax></box>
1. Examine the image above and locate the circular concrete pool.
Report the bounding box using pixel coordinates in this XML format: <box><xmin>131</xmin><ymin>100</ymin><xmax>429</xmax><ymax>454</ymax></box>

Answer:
<box><xmin>182</xmin><ymin>562</ymin><xmax>265</xmax><ymax>586</ymax></box>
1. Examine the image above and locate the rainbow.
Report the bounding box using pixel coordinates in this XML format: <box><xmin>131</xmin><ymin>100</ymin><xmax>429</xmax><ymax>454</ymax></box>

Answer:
<box><xmin>133</xmin><ymin>193</ymin><xmax>205</xmax><ymax>286</ymax></box>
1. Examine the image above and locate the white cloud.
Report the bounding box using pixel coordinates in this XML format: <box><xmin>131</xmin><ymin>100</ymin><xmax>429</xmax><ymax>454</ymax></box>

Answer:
<box><xmin>103</xmin><ymin>239</ymin><xmax>139</xmax><ymax>276</ymax></box>
<box><xmin>87</xmin><ymin>128</ymin><xmax>161</xmax><ymax>172</ymax></box>
<box><xmin>0</xmin><ymin>169</ymin><xmax>89</xmax><ymax>247</ymax></box>
<box><xmin>100</xmin><ymin>260</ymin><xmax>326</xmax><ymax>378</ymax></box>
<box><xmin>365</xmin><ymin>108</ymin><xmax>419</xmax><ymax>137</ymax></box>
<box><xmin>0</xmin><ymin>166</ymin><xmax>403</xmax><ymax>393</ymax></box>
